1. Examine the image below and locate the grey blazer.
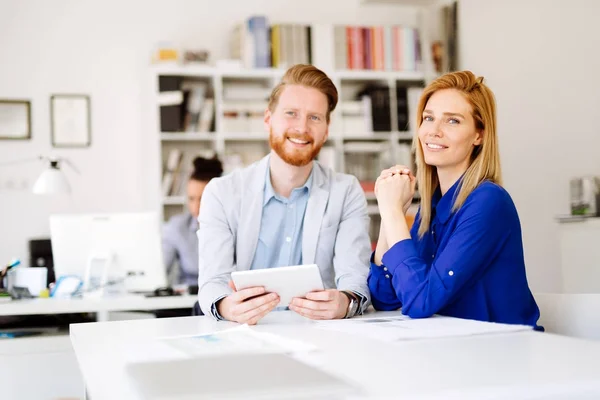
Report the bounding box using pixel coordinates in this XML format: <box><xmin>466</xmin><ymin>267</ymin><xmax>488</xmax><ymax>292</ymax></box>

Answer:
<box><xmin>197</xmin><ymin>155</ymin><xmax>372</xmax><ymax>318</ymax></box>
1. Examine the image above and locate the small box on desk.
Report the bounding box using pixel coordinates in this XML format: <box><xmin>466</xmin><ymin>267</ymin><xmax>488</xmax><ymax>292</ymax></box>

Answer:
<box><xmin>7</xmin><ymin>267</ymin><xmax>47</xmax><ymax>297</ymax></box>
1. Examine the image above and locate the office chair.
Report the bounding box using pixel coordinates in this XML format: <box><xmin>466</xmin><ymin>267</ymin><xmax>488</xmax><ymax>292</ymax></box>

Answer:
<box><xmin>192</xmin><ymin>301</ymin><xmax>204</xmax><ymax>316</ymax></box>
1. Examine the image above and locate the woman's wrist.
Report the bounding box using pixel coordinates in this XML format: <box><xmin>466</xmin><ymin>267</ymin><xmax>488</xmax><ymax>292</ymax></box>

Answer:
<box><xmin>380</xmin><ymin>204</ymin><xmax>405</xmax><ymax>221</ymax></box>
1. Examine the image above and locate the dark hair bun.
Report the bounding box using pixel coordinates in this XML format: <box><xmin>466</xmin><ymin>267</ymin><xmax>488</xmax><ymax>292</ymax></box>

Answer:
<box><xmin>190</xmin><ymin>156</ymin><xmax>223</xmax><ymax>182</ymax></box>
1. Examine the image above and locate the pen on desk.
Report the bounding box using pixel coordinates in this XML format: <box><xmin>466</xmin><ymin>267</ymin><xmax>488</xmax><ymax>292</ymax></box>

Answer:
<box><xmin>2</xmin><ymin>258</ymin><xmax>20</xmax><ymax>273</ymax></box>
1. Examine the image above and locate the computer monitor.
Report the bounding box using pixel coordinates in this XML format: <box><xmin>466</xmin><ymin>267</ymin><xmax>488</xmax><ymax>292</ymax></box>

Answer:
<box><xmin>49</xmin><ymin>212</ymin><xmax>167</xmax><ymax>293</ymax></box>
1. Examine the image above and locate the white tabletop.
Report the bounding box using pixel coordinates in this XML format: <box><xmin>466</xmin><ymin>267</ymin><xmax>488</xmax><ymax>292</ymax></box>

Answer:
<box><xmin>0</xmin><ymin>294</ymin><xmax>197</xmax><ymax>317</ymax></box>
<box><xmin>70</xmin><ymin>310</ymin><xmax>600</xmax><ymax>400</ymax></box>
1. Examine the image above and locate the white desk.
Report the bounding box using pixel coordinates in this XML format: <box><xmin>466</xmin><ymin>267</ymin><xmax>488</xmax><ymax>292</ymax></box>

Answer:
<box><xmin>70</xmin><ymin>311</ymin><xmax>600</xmax><ymax>399</ymax></box>
<box><xmin>0</xmin><ymin>294</ymin><xmax>197</xmax><ymax>321</ymax></box>
<box><xmin>1</xmin><ymin>335</ymin><xmax>85</xmax><ymax>399</ymax></box>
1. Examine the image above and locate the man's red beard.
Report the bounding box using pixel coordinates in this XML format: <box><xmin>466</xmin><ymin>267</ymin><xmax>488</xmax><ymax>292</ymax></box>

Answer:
<box><xmin>269</xmin><ymin>128</ymin><xmax>324</xmax><ymax>167</ymax></box>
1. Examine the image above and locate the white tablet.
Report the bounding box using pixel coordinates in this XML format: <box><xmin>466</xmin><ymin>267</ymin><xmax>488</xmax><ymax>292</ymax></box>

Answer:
<box><xmin>231</xmin><ymin>264</ymin><xmax>325</xmax><ymax>307</ymax></box>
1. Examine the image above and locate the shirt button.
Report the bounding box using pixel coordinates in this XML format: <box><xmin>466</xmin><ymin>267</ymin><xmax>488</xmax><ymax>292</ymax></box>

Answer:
<box><xmin>448</xmin><ymin>271</ymin><xmax>454</xmax><ymax>276</ymax></box>
<box><xmin>385</xmin><ymin>274</ymin><xmax>390</xmax><ymax>279</ymax></box>
<box><xmin>288</xmin><ymin>204</ymin><xmax>294</xmax><ymax>209</ymax></box>
<box><xmin>431</xmin><ymin>254</ymin><xmax>435</xmax><ymax>259</ymax></box>
<box><xmin>285</xmin><ymin>237</ymin><xmax>291</xmax><ymax>243</ymax></box>
<box><xmin>383</xmin><ymin>267</ymin><xmax>388</xmax><ymax>272</ymax></box>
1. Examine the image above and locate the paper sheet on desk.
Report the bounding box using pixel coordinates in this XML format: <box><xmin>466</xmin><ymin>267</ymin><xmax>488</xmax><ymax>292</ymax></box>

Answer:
<box><xmin>124</xmin><ymin>325</ymin><xmax>317</xmax><ymax>364</ymax></box>
<box><xmin>161</xmin><ymin>324</ymin><xmax>317</xmax><ymax>357</ymax></box>
<box><xmin>315</xmin><ymin>315</ymin><xmax>533</xmax><ymax>342</ymax></box>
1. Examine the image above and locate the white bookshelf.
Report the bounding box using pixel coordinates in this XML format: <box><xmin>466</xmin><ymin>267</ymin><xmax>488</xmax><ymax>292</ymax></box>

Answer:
<box><xmin>154</xmin><ymin>65</ymin><xmax>424</xmax><ymax>83</ymax></box>
<box><xmin>222</xmin><ymin>132</ymin><xmax>268</xmax><ymax>141</ymax></box>
<box><xmin>163</xmin><ymin>196</ymin><xmax>186</xmax><ymax>206</ymax></box>
<box><xmin>366</xmin><ymin>204</ymin><xmax>380</xmax><ymax>215</ymax></box>
<box><xmin>334</xmin><ymin>69</ymin><xmax>425</xmax><ymax>81</ymax></box>
<box><xmin>160</xmin><ymin>132</ymin><xmax>215</xmax><ymax>141</ymax></box>
<box><xmin>150</xmin><ymin>18</ymin><xmax>435</xmax><ymax>238</ymax></box>
<box><xmin>365</xmin><ymin>192</ymin><xmax>377</xmax><ymax>201</ymax></box>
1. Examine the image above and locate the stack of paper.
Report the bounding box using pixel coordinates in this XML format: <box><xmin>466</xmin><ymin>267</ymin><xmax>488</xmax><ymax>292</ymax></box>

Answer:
<box><xmin>316</xmin><ymin>315</ymin><xmax>533</xmax><ymax>343</ymax></box>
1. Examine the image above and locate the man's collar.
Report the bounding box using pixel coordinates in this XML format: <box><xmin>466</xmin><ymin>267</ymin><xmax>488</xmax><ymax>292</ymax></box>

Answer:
<box><xmin>264</xmin><ymin>161</ymin><xmax>314</xmax><ymax>205</ymax></box>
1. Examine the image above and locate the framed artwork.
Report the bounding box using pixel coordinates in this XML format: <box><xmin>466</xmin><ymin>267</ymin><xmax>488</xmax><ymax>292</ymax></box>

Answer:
<box><xmin>51</xmin><ymin>94</ymin><xmax>91</xmax><ymax>148</ymax></box>
<box><xmin>0</xmin><ymin>100</ymin><xmax>31</xmax><ymax>140</ymax></box>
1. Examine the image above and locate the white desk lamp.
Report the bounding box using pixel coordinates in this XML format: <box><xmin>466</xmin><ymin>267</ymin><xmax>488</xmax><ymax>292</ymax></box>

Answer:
<box><xmin>1</xmin><ymin>156</ymin><xmax>78</xmax><ymax>195</ymax></box>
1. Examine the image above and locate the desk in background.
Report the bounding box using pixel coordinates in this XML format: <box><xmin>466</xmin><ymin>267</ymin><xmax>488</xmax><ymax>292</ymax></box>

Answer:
<box><xmin>0</xmin><ymin>294</ymin><xmax>197</xmax><ymax>322</ymax></box>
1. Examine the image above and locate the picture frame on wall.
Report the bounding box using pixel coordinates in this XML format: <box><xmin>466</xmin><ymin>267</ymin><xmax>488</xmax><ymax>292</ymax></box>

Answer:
<box><xmin>51</xmin><ymin>94</ymin><xmax>91</xmax><ymax>148</ymax></box>
<box><xmin>0</xmin><ymin>100</ymin><xmax>32</xmax><ymax>140</ymax></box>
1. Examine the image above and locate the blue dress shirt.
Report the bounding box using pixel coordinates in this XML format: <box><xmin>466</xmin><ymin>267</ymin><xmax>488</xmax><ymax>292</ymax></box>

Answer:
<box><xmin>368</xmin><ymin>179</ymin><xmax>542</xmax><ymax>329</ymax></box>
<box><xmin>162</xmin><ymin>212</ymin><xmax>199</xmax><ymax>286</ymax></box>
<box><xmin>250</xmin><ymin>166</ymin><xmax>313</xmax><ymax>270</ymax></box>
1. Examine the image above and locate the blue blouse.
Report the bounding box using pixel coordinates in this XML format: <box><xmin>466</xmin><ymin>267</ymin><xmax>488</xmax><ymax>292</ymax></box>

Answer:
<box><xmin>368</xmin><ymin>179</ymin><xmax>542</xmax><ymax>329</ymax></box>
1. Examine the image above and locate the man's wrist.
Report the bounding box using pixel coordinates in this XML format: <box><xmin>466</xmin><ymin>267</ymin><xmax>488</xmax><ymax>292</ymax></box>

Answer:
<box><xmin>341</xmin><ymin>290</ymin><xmax>360</xmax><ymax>319</ymax></box>
<box><xmin>212</xmin><ymin>297</ymin><xmax>227</xmax><ymax>321</ymax></box>
<box><xmin>342</xmin><ymin>290</ymin><xmax>358</xmax><ymax>302</ymax></box>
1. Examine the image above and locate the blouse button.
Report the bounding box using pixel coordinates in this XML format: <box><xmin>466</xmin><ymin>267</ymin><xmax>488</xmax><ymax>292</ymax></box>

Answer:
<box><xmin>448</xmin><ymin>270</ymin><xmax>454</xmax><ymax>276</ymax></box>
<box><xmin>385</xmin><ymin>274</ymin><xmax>390</xmax><ymax>279</ymax></box>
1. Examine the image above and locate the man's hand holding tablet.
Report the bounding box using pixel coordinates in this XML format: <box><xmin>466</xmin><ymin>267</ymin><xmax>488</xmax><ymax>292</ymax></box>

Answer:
<box><xmin>224</xmin><ymin>264</ymin><xmax>358</xmax><ymax>323</ymax></box>
<box><xmin>289</xmin><ymin>289</ymin><xmax>351</xmax><ymax>320</ymax></box>
<box><xmin>216</xmin><ymin>280</ymin><xmax>280</xmax><ymax>325</ymax></box>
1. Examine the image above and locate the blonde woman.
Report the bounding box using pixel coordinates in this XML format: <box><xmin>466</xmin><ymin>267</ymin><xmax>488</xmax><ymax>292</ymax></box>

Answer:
<box><xmin>370</xmin><ymin>71</ymin><xmax>541</xmax><ymax>329</ymax></box>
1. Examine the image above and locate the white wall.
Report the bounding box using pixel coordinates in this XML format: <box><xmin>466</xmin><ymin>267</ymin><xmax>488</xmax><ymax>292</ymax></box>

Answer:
<box><xmin>0</xmin><ymin>0</ymin><xmax>418</xmax><ymax>266</ymax></box>
<box><xmin>2</xmin><ymin>0</ymin><xmax>595</xmax><ymax>294</ymax></box>
<box><xmin>458</xmin><ymin>0</ymin><xmax>600</xmax><ymax>292</ymax></box>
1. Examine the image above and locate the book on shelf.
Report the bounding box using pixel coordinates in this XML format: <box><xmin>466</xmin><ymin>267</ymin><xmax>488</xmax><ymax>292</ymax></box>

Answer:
<box><xmin>271</xmin><ymin>24</ymin><xmax>312</xmax><ymax>69</ymax></box>
<box><xmin>336</xmin><ymin>25</ymin><xmax>421</xmax><ymax>72</ymax></box>
<box><xmin>231</xmin><ymin>16</ymin><xmax>271</xmax><ymax>68</ymax></box>
<box><xmin>341</xmin><ymin>83</ymin><xmax>415</xmax><ymax>135</ymax></box>
<box><xmin>396</xmin><ymin>86</ymin><xmax>409</xmax><ymax>132</ymax></box>
<box><xmin>162</xmin><ymin>148</ymin><xmax>216</xmax><ymax>197</ymax></box>
<box><xmin>357</xmin><ymin>85</ymin><xmax>391</xmax><ymax>132</ymax></box>
<box><xmin>231</xmin><ymin>17</ymin><xmax>420</xmax><ymax>72</ymax></box>
<box><xmin>162</xmin><ymin>149</ymin><xmax>183</xmax><ymax>197</ymax></box>
<box><xmin>158</xmin><ymin>76</ymin><xmax>184</xmax><ymax>132</ymax></box>
<box><xmin>158</xmin><ymin>76</ymin><xmax>215</xmax><ymax>134</ymax></box>
<box><xmin>231</xmin><ymin>16</ymin><xmax>311</xmax><ymax>69</ymax></box>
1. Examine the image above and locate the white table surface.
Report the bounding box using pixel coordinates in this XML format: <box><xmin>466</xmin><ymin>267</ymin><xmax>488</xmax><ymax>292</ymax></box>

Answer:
<box><xmin>70</xmin><ymin>310</ymin><xmax>600</xmax><ymax>400</ymax></box>
<box><xmin>1</xmin><ymin>335</ymin><xmax>86</xmax><ymax>400</ymax></box>
<box><xmin>0</xmin><ymin>294</ymin><xmax>197</xmax><ymax>317</ymax></box>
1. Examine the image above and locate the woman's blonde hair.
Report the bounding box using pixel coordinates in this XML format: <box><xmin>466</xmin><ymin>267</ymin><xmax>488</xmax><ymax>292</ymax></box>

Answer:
<box><xmin>415</xmin><ymin>70</ymin><xmax>502</xmax><ymax>238</ymax></box>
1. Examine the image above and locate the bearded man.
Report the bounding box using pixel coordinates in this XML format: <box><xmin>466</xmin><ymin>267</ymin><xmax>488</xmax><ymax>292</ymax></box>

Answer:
<box><xmin>197</xmin><ymin>64</ymin><xmax>371</xmax><ymax>324</ymax></box>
